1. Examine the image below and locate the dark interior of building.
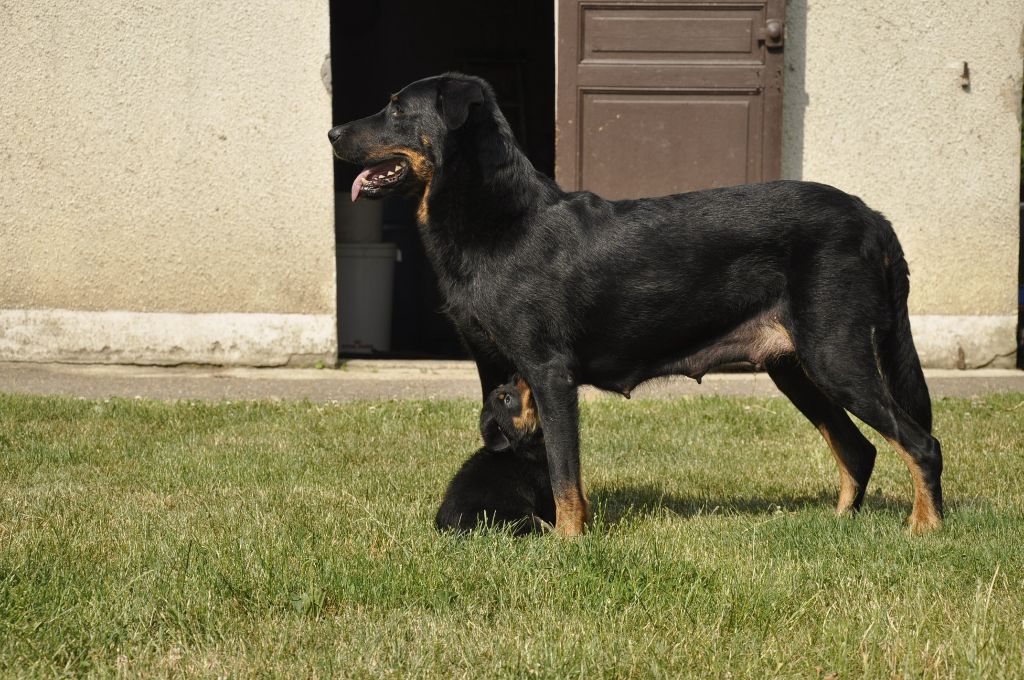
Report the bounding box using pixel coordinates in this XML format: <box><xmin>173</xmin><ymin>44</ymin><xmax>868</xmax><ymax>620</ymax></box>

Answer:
<box><xmin>330</xmin><ymin>3</ymin><xmax>555</xmax><ymax>358</ymax></box>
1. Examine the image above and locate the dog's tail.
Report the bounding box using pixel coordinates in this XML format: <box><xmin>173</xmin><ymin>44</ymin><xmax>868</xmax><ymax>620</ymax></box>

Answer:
<box><xmin>876</xmin><ymin>219</ymin><xmax>933</xmax><ymax>433</ymax></box>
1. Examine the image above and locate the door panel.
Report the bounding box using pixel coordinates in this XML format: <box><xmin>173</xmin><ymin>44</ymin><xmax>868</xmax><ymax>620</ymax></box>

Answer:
<box><xmin>557</xmin><ymin>0</ymin><xmax>785</xmax><ymax>198</ymax></box>
<box><xmin>581</xmin><ymin>7</ymin><xmax>764</xmax><ymax>63</ymax></box>
<box><xmin>580</xmin><ymin>92</ymin><xmax>755</xmax><ymax>199</ymax></box>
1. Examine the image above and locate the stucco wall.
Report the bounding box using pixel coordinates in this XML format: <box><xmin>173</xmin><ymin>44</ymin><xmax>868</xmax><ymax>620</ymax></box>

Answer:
<box><xmin>2</xmin><ymin>2</ymin><xmax>1020</xmax><ymax>367</ymax></box>
<box><xmin>783</xmin><ymin>0</ymin><xmax>1022</xmax><ymax>366</ymax></box>
<box><xmin>0</xmin><ymin>2</ymin><xmax>335</xmax><ymax>363</ymax></box>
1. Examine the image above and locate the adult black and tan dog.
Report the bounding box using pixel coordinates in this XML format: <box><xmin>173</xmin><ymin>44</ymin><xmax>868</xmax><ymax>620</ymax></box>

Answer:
<box><xmin>329</xmin><ymin>73</ymin><xmax>942</xmax><ymax>537</ymax></box>
<box><xmin>436</xmin><ymin>378</ymin><xmax>555</xmax><ymax>535</ymax></box>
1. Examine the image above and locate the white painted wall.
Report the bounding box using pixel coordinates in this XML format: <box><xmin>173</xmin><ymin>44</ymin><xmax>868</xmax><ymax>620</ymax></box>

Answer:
<box><xmin>782</xmin><ymin>0</ymin><xmax>1022</xmax><ymax>367</ymax></box>
<box><xmin>0</xmin><ymin>1</ymin><xmax>335</xmax><ymax>365</ymax></box>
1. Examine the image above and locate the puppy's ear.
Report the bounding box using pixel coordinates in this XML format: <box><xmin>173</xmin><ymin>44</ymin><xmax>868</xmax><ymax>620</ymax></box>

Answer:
<box><xmin>439</xmin><ymin>78</ymin><xmax>484</xmax><ymax>130</ymax></box>
<box><xmin>479</xmin><ymin>409</ymin><xmax>511</xmax><ymax>452</ymax></box>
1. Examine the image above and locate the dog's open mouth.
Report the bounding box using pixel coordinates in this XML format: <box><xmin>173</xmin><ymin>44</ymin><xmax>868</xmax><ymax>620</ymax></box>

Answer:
<box><xmin>351</xmin><ymin>158</ymin><xmax>410</xmax><ymax>202</ymax></box>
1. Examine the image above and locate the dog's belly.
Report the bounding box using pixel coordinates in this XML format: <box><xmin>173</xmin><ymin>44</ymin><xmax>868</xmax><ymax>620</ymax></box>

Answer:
<box><xmin>579</xmin><ymin>306</ymin><xmax>795</xmax><ymax>397</ymax></box>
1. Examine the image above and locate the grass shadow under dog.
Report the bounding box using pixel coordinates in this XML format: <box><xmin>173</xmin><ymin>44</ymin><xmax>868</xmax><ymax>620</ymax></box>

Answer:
<box><xmin>589</xmin><ymin>483</ymin><xmax>933</xmax><ymax>527</ymax></box>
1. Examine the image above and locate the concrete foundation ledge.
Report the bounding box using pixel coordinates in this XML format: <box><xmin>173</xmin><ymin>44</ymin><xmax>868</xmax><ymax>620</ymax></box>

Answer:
<box><xmin>0</xmin><ymin>310</ymin><xmax>1015</xmax><ymax>369</ymax></box>
<box><xmin>910</xmin><ymin>315</ymin><xmax>1018</xmax><ymax>369</ymax></box>
<box><xmin>0</xmin><ymin>309</ymin><xmax>336</xmax><ymax>367</ymax></box>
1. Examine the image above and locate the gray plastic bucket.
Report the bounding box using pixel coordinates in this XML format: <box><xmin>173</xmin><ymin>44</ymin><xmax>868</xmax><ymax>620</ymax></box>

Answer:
<box><xmin>336</xmin><ymin>196</ymin><xmax>384</xmax><ymax>243</ymax></box>
<box><xmin>337</xmin><ymin>243</ymin><xmax>397</xmax><ymax>353</ymax></box>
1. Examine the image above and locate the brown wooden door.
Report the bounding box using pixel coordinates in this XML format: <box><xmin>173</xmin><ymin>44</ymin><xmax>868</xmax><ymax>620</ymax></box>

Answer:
<box><xmin>556</xmin><ymin>0</ymin><xmax>785</xmax><ymax>199</ymax></box>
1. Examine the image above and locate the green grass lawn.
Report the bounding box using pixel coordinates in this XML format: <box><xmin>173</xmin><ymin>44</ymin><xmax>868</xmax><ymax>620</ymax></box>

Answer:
<box><xmin>1</xmin><ymin>392</ymin><xmax>1023</xmax><ymax>678</ymax></box>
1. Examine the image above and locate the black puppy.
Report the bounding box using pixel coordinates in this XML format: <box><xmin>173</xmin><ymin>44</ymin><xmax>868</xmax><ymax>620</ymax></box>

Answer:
<box><xmin>436</xmin><ymin>378</ymin><xmax>554</xmax><ymax>535</ymax></box>
<box><xmin>331</xmin><ymin>73</ymin><xmax>942</xmax><ymax>537</ymax></box>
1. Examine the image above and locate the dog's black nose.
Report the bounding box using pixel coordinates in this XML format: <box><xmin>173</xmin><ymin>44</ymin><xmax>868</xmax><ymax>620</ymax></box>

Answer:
<box><xmin>327</xmin><ymin>126</ymin><xmax>343</xmax><ymax>143</ymax></box>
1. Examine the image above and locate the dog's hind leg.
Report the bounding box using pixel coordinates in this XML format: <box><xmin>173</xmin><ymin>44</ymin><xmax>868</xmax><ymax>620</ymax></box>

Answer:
<box><xmin>767</xmin><ymin>357</ymin><xmax>877</xmax><ymax>514</ymax></box>
<box><xmin>793</xmin><ymin>333</ymin><xmax>942</xmax><ymax>534</ymax></box>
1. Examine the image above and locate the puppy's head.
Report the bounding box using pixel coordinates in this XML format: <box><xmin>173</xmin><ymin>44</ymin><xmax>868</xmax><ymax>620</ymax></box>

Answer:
<box><xmin>479</xmin><ymin>377</ymin><xmax>541</xmax><ymax>452</ymax></box>
<box><xmin>327</xmin><ymin>73</ymin><xmax>492</xmax><ymax>204</ymax></box>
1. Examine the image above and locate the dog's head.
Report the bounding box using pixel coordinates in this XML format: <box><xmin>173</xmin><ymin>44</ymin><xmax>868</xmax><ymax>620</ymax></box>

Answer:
<box><xmin>479</xmin><ymin>377</ymin><xmax>541</xmax><ymax>453</ymax></box>
<box><xmin>327</xmin><ymin>73</ymin><xmax>492</xmax><ymax>204</ymax></box>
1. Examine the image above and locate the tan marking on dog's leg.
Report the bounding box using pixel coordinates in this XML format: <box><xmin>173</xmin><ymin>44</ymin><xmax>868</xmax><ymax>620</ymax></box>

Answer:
<box><xmin>554</xmin><ymin>484</ymin><xmax>588</xmax><ymax>538</ymax></box>
<box><xmin>818</xmin><ymin>424</ymin><xmax>859</xmax><ymax>514</ymax></box>
<box><xmin>887</xmin><ymin>437</ymin><xmax>942</xmax><ymax>534</ymax></box>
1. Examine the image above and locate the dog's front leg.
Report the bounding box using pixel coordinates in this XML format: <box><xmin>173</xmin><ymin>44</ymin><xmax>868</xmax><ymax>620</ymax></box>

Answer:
<box><xmin>469</xmin><ymin>345</ymin><xmax>514</xmax><ymax>404</ymax></box>
<box><xmin>458</xmin><ymin>326</ymin><xmax>514</xmax><ymax>402</ymax></box>
<box><xmin>530</xmin><ymin>365</ymin><xmax>588</xmax><ymax>537</ymax></box>
<box><xmin>475</xmin><ymin>355</ymin><xmax>514</xmax><ymax>403</ymax></box>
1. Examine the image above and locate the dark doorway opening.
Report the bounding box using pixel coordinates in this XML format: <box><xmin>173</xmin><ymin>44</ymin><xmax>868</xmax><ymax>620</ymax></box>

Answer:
<box><xmin>329</xmin><ymin>3</ymin><xmax>555</xmax><ymax>358</ymax></box>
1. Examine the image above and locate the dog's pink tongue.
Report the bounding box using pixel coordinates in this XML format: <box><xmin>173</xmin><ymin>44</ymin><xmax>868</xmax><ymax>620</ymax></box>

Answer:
<box><xmin>350</xmin><ymin>169</ymin><xmax>371</xmax><ymax>202</ymax></box>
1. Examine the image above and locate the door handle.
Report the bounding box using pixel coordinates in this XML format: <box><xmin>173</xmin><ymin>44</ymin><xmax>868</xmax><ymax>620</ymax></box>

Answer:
<box><xmin>757</xmin><ymin>19</ymin><xmax>784</xmax><ymax>48</ymax></box>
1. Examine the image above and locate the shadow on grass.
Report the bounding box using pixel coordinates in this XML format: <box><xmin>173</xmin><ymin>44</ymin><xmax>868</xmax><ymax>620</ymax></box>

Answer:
<box><xmin>590</xmin><ymin>483</ymin><xmax>919</xmax><ymax>526</ymax></box>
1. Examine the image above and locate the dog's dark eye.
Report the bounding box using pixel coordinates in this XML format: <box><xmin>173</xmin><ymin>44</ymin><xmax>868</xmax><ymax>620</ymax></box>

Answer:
<box><xmin>503</xmin><ymin>394</ymin><xmax>512</xmax><ymax>407</ymax></box>
<box><xmin>391</xmin><ymin>106</ymin><xmax>402</xmax><ymax>118</ymax></box>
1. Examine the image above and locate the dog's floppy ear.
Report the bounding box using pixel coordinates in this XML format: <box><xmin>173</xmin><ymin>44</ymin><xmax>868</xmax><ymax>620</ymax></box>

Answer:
<box><xmin>479</xmin><ymin>409</ymin><xmax>511</xmax><ymax>452</ymax></box>
<box><xmin>439</xmin><ymin>78</ymin><xmax>484</xmax><ymax>130</ymax></box>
